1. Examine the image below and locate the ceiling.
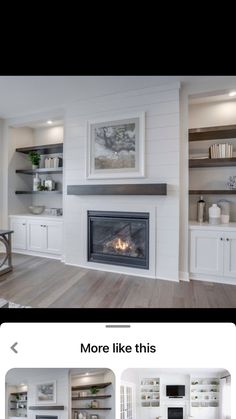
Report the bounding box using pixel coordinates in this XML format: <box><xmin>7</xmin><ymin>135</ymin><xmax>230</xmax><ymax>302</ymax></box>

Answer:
<box><xmin>1</xmin><ymin>76</ymin><xmax>236</xmax><ymax>120</ymax></box>
<box><xmin>5</xmin><ymin>368</ymin><xmax>110</xmax><ymax>385</ymax></box>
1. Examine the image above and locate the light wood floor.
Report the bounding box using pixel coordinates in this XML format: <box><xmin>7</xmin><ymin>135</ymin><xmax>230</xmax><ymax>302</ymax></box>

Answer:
<box><xmin>0</xmin><ymin>254</ymin><xmax>236</xmax><ymax>308</ymax></box>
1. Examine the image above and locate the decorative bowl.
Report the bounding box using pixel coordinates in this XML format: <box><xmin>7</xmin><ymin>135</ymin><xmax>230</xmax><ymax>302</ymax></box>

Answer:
<box><xmin>28</xmin><ymin>205</ymin><xmax>45</xmax><ymax>214</ymax></box>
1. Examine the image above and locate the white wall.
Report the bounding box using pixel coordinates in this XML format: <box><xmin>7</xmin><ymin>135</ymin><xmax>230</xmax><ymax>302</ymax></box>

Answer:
<box><xmin>64</xmin><ymin>82</ymin><xmax>180</xmax><ymax>281</ymax></box>
<box><xmin>189</xmin><ymin>100</ymin><xmax>236</xmax><ymax>221</ymax></box>
<box><xmin>25</xmin><ymin>368</ymin><xmax>69</xmax><ymax>419</ymax></box>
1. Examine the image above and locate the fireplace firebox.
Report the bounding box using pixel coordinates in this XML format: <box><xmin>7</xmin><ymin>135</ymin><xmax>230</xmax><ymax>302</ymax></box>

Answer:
<box><xmin>168</xmin><ymin>408</ymin><xmax>183</xmax><ymax>419</ymax></box>
<box><xmin>88</xmin><ymin>211</ymin><xmax>149</xmax><ymax>269</ymax></box>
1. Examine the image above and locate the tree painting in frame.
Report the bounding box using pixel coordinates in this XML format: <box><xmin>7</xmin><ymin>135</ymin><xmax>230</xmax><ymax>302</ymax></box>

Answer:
<box><xmin>35</xmin><ymin>380</ymin><xmax>56</xmax><ymax>404</ymax></box>
<box><xmin>87</xmin><ymin>112</ymin><xmax>145</xmax><ymax>179</ymax></box>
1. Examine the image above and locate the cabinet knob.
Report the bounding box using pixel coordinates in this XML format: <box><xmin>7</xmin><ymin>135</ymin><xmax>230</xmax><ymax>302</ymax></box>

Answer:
<box><xmin>220</xmin><ymin>237</ymin><xmax>223</xmax><ymax>241</ymax></box>
<box><xmin>22</xmin><ymin>223</ymin><xmax>26</xmax><ymax>226</ymax></box>
<box><xmin>226</xmin><ymin>238</ymin><xmax>230</xmax><ymax>241</ymax></box>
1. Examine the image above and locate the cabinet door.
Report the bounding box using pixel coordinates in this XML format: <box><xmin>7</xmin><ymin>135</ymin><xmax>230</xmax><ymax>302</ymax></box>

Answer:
<box><xmin>190</xmin><ymin>230</ymin><xmax>224</xmax><ymax>275</ymax></box>
<box><xmin>224</xmin><ymin>231</ymin><xmax>236</xmax><ymax>279</ymax></box>
<box><xmin>45</xmin><ymin>222</ymin><xmax>63</xmax><ymax>254</ymax></box>
<box><xmin>28</xmin><ymin>221</ymin><xmax>45</xmax><ymax>252</ymax></box>
<box><xmin>10</xmin><ymin>219</ymin><xmax>27</xmax><ymax>250</ymax></box>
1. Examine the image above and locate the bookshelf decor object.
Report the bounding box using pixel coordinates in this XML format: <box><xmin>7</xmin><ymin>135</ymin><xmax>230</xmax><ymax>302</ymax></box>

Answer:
<box><xmin>140</xmin><ymin>378</ymin><xmax>160</xmax><ymax>407</ymax></box>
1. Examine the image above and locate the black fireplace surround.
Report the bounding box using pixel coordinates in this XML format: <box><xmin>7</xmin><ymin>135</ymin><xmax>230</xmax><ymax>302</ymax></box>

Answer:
<box><xmin>88</xmin><ymin>211</ymin><xmax>149</xmax><ymax>269</ymax></box>
<box><xmin>168</xmin><ymin>408</ymin><xmax>183</xmax><ymax>419</ymax></box>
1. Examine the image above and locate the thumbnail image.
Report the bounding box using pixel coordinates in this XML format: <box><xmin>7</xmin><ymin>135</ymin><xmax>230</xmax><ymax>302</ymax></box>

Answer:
<box><xmin>120</xmin><ymin>368</ymin><xmax>230</xmax><ymax>419</ymax></box>
<box><xmin>5</xmin><ymin>368</ymin><xmax>115</xmax><ymax>419</ymax></box>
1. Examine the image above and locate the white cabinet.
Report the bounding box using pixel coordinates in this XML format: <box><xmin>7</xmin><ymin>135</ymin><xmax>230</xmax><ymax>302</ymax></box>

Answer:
<box><xmin>10</xmin><ymin>216</ymin><xmax>63</xmax><ymax>258</ymax></box>
<box><xmin>190</xmin><ymin>224</ymin><xmax>236</xmax><ymax>284</ymax></box>
<box><xmin>10</xmin><ymin>218</ymin><xmax>27</xmax><ymax>250</ymax></box>
<box><xmin>190</xmin><ymin>230</ymin><xmax>224</xmax><ymax>276</ymax></box>
<box><xmin>224</xmin><ymin>231</ymin><xmax>236</xmax><ymax>278</ymax></box>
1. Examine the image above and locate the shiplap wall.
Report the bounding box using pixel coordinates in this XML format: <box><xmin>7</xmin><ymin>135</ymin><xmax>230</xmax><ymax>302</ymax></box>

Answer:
<box><xmin>64</xmin><ymin>82</ymin><xmax>180</xmax><ymax>281</ymax></box>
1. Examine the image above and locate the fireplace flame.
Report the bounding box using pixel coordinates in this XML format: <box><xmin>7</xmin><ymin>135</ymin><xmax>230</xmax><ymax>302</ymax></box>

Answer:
<box><xmin>114</xmin><ymin>238</ymin><xmax>129</xmax><ymax>250</ymax></box>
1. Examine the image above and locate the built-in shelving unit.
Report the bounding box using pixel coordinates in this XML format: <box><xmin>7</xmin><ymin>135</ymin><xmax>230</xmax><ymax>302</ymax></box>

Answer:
<box><xmin>9</xmin><ymin>390</ymin><xmax>28</xmax><ymax>417</ymax></box>
<box><xmin>15</xmin><ymin>142</ymin><xmax>63</xmax><ymax>196</ymax></box>
<box><xmin>140</xmin><ymin>377</ymin><xmax>160</xmax><ymax>407</ymax></box>
<box><xmin>189</xmin><ymin>125</ymin><xmax>236</xmax><ymax>198</ymax></box>
<box><xmin>71</xmin><ymin>382</ymin><xmax>112</xmax><ymax>413</ymax></box>
<box><xmin>190</xmin><ymin>377</ymin><xmax>219</xmax><ymax>408</ymax></box>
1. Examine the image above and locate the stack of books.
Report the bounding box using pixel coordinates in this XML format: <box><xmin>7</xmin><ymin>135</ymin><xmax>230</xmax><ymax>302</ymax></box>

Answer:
<box><xmin>45</xmin><ymin>157</ymin><xmax>63</xmax><ymax>168</ymax></box>
<box><xmin>209</xmin><ymin>143</ymin><xmax>233</xmax><ymax>159</ymax></box>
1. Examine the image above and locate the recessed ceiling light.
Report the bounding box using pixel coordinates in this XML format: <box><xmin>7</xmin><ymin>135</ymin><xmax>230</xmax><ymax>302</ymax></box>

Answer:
<box><xmin>47</xmin><ymin>120</ymin><xmax>53</xmax><ymax>124</ymax></box>
<box><xmin>229</xmin><ymin>91</ymin><xmax>236</xmax><ymax>97</ymax></box>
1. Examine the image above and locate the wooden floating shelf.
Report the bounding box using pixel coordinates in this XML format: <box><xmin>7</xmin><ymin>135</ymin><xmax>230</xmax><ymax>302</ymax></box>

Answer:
<box><xmin>189</xmin><ymin>125</ymin><xmax>236</xmax><ymax>141</ymax></box>
<box><xmin>72</xmin><ymin>395</ymin><xmax>111</xmax><ymax>400</ymax></box>
<box><xmin>10</xmin><ymin>392</ymin><xmax>27</xmax><ymax>395</ymax></box>
<box><xmin>72</xmin><ymin>408</ymin><xmax>112</xmax><ymax>411</ymax></box>
<box><xmin>16</xmin><ymin>168</ymin><xmax>63</xmax><ymax>175</ymax></box>
<box><xmin>189</xmin><ymin>190</ymin><xmax>236</xmax><ymax>195</ymax></box>
<box><xmin>29</xmin><ymin>405</ymin><xmax>64</xmax><ymax>410</ymax></box>
<box><xmin>16</xmin><ymin>143</ymin><xmax>63</xmax><ymax>154</ymax></box>
<box><xmin>72</xmin><ymin>382</ymin><xmax>112</xmax><ymax>391</ymax></box>
<box><xmin>189</xmin><ymin>157</ymin><xmax>236</xmax><ymax>168</ymax></box>
<box><xmin>67</xmin><ymin>184</ymin><xmax>167</xmax><ymax>196</ymax></box>
<box><xmin>15</xmin><ymin>190</ymin><xmax>62</xmax><ymax>194</ymax></box>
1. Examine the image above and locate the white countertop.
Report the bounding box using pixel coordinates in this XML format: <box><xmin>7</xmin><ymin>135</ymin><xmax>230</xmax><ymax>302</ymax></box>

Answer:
<box><xmin>9</xmin><ymin>213</ymin><xmax>63</xmax><ymax>220</ymax></box>
<box><xmin>189</xmin><ymin>221</ymin><xmax>236</xmax><ymax>230</ymax></box>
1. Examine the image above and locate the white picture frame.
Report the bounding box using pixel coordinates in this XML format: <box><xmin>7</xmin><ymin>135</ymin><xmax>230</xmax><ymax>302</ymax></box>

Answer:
<box><xmin>35</xmin><ymin>380</ymin><xmax>56</xmax><ymax>404</ymax></box>
<box><xmin>86</xmin><ymin>112</ymin><xmax>145</xmax><ymax>179</ymax></box>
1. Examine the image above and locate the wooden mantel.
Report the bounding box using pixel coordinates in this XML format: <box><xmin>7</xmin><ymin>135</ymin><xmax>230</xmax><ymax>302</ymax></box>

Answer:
<box><xmin>29</xmin><ymin>405</ymin><xmax>65</xmax><ymax>410</ymax></box>
<box><xmin>67</xmin><ymin>183</ymin><xmax>167</xmax><ymax>196</ymax></box>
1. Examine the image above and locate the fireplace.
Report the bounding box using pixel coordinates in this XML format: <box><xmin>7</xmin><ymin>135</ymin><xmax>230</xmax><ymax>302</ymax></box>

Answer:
<box><xmin>87</xmin><ymin>211</ymin><xmax>149</xmax><ymax>269</ymax></box>
<box><xmin>168</xmin><ymin>408</ymin><xmax>183</xmax><ymax>419</ymax></box>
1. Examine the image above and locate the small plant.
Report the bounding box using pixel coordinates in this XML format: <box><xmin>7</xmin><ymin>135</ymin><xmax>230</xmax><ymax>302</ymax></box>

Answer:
<box><xmin>28</xmin><ymin>151</ymin><xmax>41</xmax><ymax>167</ymax></box>
<box><xmin>37</xmin><ymin>185</ymin><xmax>49</xmax><ymax>191</ymax></box>
<box><xmin>89</xmin><ymin>386</ymin><xmax>99</xmax><ymax>395</ymax></box>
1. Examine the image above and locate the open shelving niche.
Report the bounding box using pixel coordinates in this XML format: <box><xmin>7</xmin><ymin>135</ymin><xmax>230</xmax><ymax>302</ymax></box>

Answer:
<box><xmin>189</xmin><ymin>124</ymin><xmax>236</xmax><ymax>195</ymax></box>
<box><xmin>140</xmin><ymin>377</ymin><xmax>160</xmax><ymax>407</ymax></box>
<box><xmin>190</xmin><ymin>377</ymin><xmax>219</xmax><ymax>408</ymax></box>
<box><xmin>9</xmin><ymin>390</ymin><xmax>28</xmax><ymax>416</ymax></box>
<box><xmin>15</xmin><ymin>143</ymin><xmax>63</xmax><ymax>195</ymax></box>
<box><xmin>71</xmin><ymin>382</ymin><xmax>112</xmax><ymax>414</ymax></box>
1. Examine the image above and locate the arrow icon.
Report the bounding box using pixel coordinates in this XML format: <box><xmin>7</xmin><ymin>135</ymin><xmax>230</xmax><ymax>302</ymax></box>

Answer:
<box><xmin>11</xmin><ymin>342</ymin><xmax>18</xmax><ymax>353</ymax></box>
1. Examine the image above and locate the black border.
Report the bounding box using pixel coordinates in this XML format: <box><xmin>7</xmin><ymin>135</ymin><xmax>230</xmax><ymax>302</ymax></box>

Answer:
<box><xmin>0</xmin><ymin>308</ymin><xmax>235</xmax><ymax>324</ymax></box>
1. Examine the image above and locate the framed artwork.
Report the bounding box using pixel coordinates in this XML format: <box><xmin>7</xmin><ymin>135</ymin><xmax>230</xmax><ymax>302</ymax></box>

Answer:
<box><xmin>35</xmin><ymin>380</ymin><xmax>56</xmax><ymax>403</ymax></box>
<box><xmin>86</xmin><ymin>112</ymin><xmax>145</xmax><ymax>179</ymax></box>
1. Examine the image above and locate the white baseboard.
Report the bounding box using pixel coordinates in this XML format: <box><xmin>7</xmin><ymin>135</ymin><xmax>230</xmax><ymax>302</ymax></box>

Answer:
<box><xmin>190</xmin><ymin>272</ymin><xmax>236</xmax><ymax>286</ymax></box>
<box><xmin>12</xmin><ymin>249</ymin><xmax>62</xmax><ymax>261</ymax></box>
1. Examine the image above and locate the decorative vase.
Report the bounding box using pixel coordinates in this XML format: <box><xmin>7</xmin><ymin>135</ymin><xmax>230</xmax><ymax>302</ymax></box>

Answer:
<box><xmin>91</xmin><ymin>400</ymin><xmax>99</xmax><ymax>408</ymax></box>
<box><xmin>32</xmin><ymin>164</ymin><xmax>39</xmax><ymax>169</ymax></box>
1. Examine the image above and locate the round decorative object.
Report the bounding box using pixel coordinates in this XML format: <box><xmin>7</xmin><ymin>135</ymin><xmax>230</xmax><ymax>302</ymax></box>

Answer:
<box><xmin>28</xmin><ymin>205</ymin><xmax>45</xmax><ymax>214</ymax></box>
